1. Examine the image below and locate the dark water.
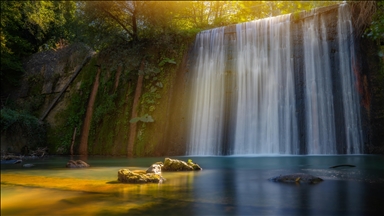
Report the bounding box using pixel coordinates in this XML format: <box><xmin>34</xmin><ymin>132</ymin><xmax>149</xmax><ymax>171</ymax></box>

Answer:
<box><xmin>1</xmin><ymin>155</ymin><xmax>384</xmax><ymax>215</ymax></box>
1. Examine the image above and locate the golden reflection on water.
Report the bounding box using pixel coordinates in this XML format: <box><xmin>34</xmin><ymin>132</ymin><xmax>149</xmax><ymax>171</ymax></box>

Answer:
<box><xmin>1</xmin><ymin>168</ymin><xmax>201</xmax><ymax>215</ymax></box>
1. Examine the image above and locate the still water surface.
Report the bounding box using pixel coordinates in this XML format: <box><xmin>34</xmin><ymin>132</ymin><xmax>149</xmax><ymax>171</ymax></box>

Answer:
<box><xmin>1</xmin><ymin>155</ymin><xmax>384</xmax><ymax>215</ymax></box>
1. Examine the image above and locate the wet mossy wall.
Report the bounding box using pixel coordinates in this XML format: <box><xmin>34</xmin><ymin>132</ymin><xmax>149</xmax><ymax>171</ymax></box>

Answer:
<box><xmin>41</xmin><ymin>37</ymin><xmax>194</xmax><ymax>156</ymax></box>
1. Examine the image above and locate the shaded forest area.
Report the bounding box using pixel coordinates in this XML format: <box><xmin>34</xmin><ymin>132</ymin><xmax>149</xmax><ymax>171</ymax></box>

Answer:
<box><xmin>1</xmin><ymin>1</ymin><xmax>383</xmax><ymax>156</ymax></box>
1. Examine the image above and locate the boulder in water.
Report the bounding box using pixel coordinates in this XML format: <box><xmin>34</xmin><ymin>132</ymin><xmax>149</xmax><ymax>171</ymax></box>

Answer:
<box><xmin>269</xmin><ymin>173</ymin><xmax>323</xmax><ymax>184</ymax></box>
<box><xmin>118</xmin><ymin>169</ymin><xmax>165</xmax><ymax>183</ymax></box>
<box><xmin>146</xmin><ymin>163</ymin><xmax>163</xmax><ymax>174</ymax></box>
<box><xmin>66</xmin><ymin>160</ymin><xmax>90</xmax><ymax>168</ymax></box>
<box><xmin>162</xmin><ymin>158</ymin><xmax>202</xmax><ymax>171</ymax></box>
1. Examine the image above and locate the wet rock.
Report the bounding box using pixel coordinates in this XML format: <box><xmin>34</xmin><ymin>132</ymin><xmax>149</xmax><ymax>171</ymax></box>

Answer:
<box><xmin>1</xmin><ymin>159</ymin><xmax>22</xmax><ymax>164</ymax></box>
<box><xmin>118</xmin><ymin>169</ymin><xmax>165</xmax><ymax>183</ymax></box>
<box><xmin>146</xmin><ymin>163</ymin><xmax>163</xmax><ymax>174</ymax></box>
<box><xmin>65</xmin><ymin>160</ymin><xmax>90</xmax><ymax>168</ymax></box>
<box><xmin>269</xmin><ymin>173</ymin><xmax>323</xmax><ymax>184</ymax></box>
<box><xmin>23</xmin><ymin>163</ymin><xmax>35</xmax><ymax>168</ymax></box>
<box><xmin>162</xmin><ymin>158</ymin><xmax>202</xmax><ymax>171</ymax></box>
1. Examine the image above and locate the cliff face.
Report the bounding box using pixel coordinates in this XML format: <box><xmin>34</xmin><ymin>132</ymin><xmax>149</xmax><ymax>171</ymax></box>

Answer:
<box><xmin>357</xmin><ymin>39</ymin><xmax>384</xmax><ymax>154</ymax></box>
<box><xmin>1</xmin><ymin>43</ymin><xmax>95</xmax><ymax>154</ymax></box>
<box><xmin>18</xmin><ymin>43</ymin><xmax>95</xmax><ymax>126</ymax></box>
<box><xmin>9</xmin><ymin>38</ymin><xmax>192</xmax><ymax>156</ymax></box>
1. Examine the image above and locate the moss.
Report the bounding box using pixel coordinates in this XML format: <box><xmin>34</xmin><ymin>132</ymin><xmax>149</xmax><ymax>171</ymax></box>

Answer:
<box><xmin>133</xmin><ymin>39</ymin><xmax>189</xmax><ymax>157</ymax></box>
<box><xmin>117</xmin><ymin>169</ymin><xmax>164</xmax><ymax>183</ymax></box>
<box><xmin>162</xmin><ymin>158</ymin><xmax>196</xmax><ymax>171</ymax></box>
<box><xmin>48</xmin><ymin>56</ymin><xmax>98</xmax><ymax>154</ymax></box>
<box><xmin>47</xmin><ymin>37</ymin><xmax>192</xmax><ymax>156</ymax></box>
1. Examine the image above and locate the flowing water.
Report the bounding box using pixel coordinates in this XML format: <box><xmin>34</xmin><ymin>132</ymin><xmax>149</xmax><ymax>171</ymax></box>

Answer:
<box><xmin>187</xmin><ymin>4</ymin><xmax>363</xmax><ymax>155</ymax></box>
<box><xmin>1</xmin><ymin>155</ymin><xmax>384</xmax><ymax>215</ymax></box>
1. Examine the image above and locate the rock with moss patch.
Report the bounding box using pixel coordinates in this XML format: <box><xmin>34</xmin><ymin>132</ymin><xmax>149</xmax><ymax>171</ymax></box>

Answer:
<box><xmin>162</xmin><ymin>158</ymin><xmax>202</xmax><ymax>171</ymax></box>
<box><xmin>118</xmin><ymin>169</ymin><xmax>165</xmax><ymax>183</ymax></box>
<box><xmin>65</xmin><ymin>160</ymin><xmax>90</xmax><ymax>168</ymax></box>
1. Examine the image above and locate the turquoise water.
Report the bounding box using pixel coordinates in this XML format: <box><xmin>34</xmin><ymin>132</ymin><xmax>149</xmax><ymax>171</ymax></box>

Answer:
<box><xmin>1</xmin><ymin>155</ymin><xmax>384</xmax><ymax>215</ymax></box>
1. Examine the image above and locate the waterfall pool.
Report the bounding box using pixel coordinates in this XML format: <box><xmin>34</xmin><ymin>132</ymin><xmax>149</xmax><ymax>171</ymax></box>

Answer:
<box><xmin>1</xmin><ymin>155</ymin><xmax>383</xmax><ymax>215</ymax></box>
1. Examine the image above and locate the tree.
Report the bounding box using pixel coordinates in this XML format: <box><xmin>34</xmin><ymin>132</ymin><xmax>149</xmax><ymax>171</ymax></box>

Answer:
<box><xmin>0</xmin><ymin>1</ymin><xmax>76</xmax><ymax>98</ymax></box>
<box><xmin>80</xmin><ymin>1</ymin><xmax>145</xmax><ymax>43</ymax></box>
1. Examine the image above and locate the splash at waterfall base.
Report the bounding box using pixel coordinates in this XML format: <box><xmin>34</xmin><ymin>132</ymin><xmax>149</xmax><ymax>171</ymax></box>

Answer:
<box><xmin>185</xmin><ymin>4</ymin><xmax>374</xmax><ymax>156</ymax></box>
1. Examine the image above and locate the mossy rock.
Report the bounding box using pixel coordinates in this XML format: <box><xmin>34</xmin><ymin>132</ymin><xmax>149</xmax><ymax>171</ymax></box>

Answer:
<box><xmin>117</xmin><ymin>169</ymin><xmax>165</xmax><ymax>183</ymax></box>
<box><xmin>162</xmin><ymin>158</ymin><xmax>202</xmax><ymax>171</ymax></box>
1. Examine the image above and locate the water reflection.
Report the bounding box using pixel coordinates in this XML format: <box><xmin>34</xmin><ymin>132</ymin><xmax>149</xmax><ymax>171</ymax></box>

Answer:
<box><xmin>1</xmin><ymin>155</ymin><xmax>384</xmax><ymax>215</ymax></box>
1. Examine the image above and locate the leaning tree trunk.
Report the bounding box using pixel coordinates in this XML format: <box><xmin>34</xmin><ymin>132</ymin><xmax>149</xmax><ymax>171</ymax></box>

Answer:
<box><xmin>127</xmin><ymin>59</ymin><xmax>145</xmax><ymax>157</ymax></box>
<box><xmin>79</xmin><ymin>66</ymin><xmax>101</xmax><ymax>155</ymax></box>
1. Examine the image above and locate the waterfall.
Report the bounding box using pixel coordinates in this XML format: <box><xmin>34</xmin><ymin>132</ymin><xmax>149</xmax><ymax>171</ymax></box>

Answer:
<box><xmin>187</xmin><ymin>4</ymin><xmax>363</xmax><ymax>155</ymax></box>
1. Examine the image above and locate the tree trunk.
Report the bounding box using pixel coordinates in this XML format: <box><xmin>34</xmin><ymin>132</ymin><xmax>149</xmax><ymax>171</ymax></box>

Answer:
<box><xmin>114</xmin><ymin>65</ymin><xmax>122</xmax><ymax>91</ymax></box>
<box><xmin>70</xmin><ymin>127</ymin><xmax>77</xmax><ymax>156</ymax></box>
<box><xmin>79</xmin><ymin>66</ymin><xmax>101</xmax><ymax>155</ymax></box>
<box><xmin>127</xmin><ymin>59</ymin><xmax>145</xmax><ymax>157</ymax></box>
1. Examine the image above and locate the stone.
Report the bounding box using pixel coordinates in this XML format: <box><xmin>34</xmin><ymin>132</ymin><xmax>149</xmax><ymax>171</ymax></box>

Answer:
<box><xmin>23</xmin><ymin>163</ymin><xmax>35</xmax><ymax>168</ymax></box>
<box><xmin>65</xmin><ymin>160</ymin><xmax>90</xmax><ymax>168</ymax></box>
<box><xmin>269</xmin><ymin>173</ymin><xmax>323</xmax><ymax>184</ymax></box>
<box><xmin>187</xmin><ymin>159</ymin><xmax>203</xmax><ymax>171</ymax></box>
<box><xmin>162</xmin><ymin>158</ymin><xmax>202</xmax><ymax>171</ymax></box>
<box><xmin>0</xmin><ymin>159</ymin><xmax>22</xmax><ymax>164</ymax></box>
<box><xmin>118</xmin><ymin>169</ymin><xmax>165</xmax><ymax>183</ymax></box>
<box><xmin>146</xmin><ymin>164</ymin><xmax>163</xmax><ymax>174</ymax></box>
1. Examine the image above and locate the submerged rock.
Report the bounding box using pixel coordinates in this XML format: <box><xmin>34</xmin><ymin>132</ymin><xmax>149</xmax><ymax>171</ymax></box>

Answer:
<box><xmin>66</xmin><ymin>160</ymin><xmax>90</xmax><ymax>168</ymax></box>
<box><xmin>269</xmin><ymin>173</ymin><xmax>323</xmax><ymax>184</ymax></box>
<box><xmin>23</xmin><ymin>163</ymin><xmax>35</xmax><ymax>168</ymax></box>
<box><xmin>162</xmin><ymin>158</ymin><xmax>202</xmax><ymax>171</ymax></box>
<box><xmin>329</xmin><ymin>164</ymin><xmax>356</xmax><ymax>168</ymax></box>
<box><xmin>118</xmin><ymin>169</ymin><xmax>165</xmax><ymax>183</ymax></box>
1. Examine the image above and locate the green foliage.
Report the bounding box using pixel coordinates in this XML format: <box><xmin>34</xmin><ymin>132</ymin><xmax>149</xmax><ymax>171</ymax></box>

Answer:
<box><xmin>49</xmin><ymin>57</ymin><xmax>98</xmax><ymax>154</ymax></box>
<box><xmin>158</xmin><ymin>57</ymin><xmax>176</xmax><ymax>67</ymax></box>
<box><xmin>0</xmin><ymin>107</ymin><xmax>47</xmax><ymax>148</ymax></box>
<box><xmin>364</xmin><ymin>1</ymin><xmax>384</xmax><ymax>41</ymax></box>
<box><xmin>1</xmin><ymin>1</ymin><xmax>76</xmax><ymax>95</ymax></box>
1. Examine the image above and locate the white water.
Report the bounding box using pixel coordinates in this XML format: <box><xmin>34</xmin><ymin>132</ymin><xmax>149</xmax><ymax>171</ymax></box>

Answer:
<box><xmin>337</xmin><ymin>4</ymin><xmax>363</xmax><ymax>154</ymax></box>
<box><xmin>302</xmin><ymin>8</ymin><xmax>337</xmax><ymax>154</ymax></box>
<box><xmin>187</xmin><ymin>4</ymin><xmax>363</xmax><ymax>155</ymax></box>
<box><xmin>188</xmin><ymin>27</ymin><xmax>227</xmax><ymax>155</ymax></box>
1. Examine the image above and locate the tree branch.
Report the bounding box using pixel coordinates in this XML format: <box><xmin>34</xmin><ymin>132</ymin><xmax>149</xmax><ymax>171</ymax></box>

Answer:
<box><xmin>101</xmin><ymin>7</ymin><xmax>134</xmax><ymax>39</ymax></box>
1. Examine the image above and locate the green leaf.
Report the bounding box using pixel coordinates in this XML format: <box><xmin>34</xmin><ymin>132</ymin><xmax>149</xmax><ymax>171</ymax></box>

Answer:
<box><xmin>129</xmin><ymin>114</ymin><xmax>154</xmax><ymax>123</ymax></box>
<box><xmin>156</xmin><ymin>82</ymin><xmax>163</xmax><ymax>88</ymax></box>
<box><xmin>159</xmin><ymin>57</ymin><xmax>176</xmax><ymax>67</ymax></box>
<box><xmin>150</xmin><ymin>86</ymin><xmax>157</xmax><ymax>93</ymax></box>
<box><xmin>129</xmin><ymin>117</ymin><xmax>141</xmax><ymax>123</ymax></box>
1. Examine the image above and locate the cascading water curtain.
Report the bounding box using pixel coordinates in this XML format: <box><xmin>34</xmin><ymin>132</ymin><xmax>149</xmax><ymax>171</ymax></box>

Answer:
<box><xmin>302</xmin><ymin>8</ymin><xmax>337</xmax><ymax>154</ymax></box>
<box><xmin>187</xmin><ymin>4</ymin><xmax>363</xmax><ymax>155</ymax></box>
<box><xmin>233</xmin><ymin>14</ymin><xmax>297</xmax><ymax>154</ymax></box>
<box><xmin>336</xmin><ymin>4</ymin><xmax>363</xmax><ymax>154</ymax></box>
<box><xmin>188</xmin><ymin>27</ymin><xmax>227</xmax><ymax>155</ymax></box>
